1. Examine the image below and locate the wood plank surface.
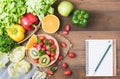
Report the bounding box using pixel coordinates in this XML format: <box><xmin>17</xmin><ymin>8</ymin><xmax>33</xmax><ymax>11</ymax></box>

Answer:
<box><xmin>50</xmin><ymin>0</ymin><xmax>120</xmax><ymax>79</ymax></box>
<box><xmin>49</xmin><ymin>31</ymin><xmax>120</xmax><ymax>79</ymax></box>
<box><xmin>54</xmin><ymin>0</ymin><xmax>120</xmax><ymax>31</ymax></box>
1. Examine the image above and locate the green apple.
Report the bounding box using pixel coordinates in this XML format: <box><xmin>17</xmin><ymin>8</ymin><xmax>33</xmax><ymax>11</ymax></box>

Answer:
<box><xmin>58</xmin><ymin>1</ymin><xmax>73</xmax><ymax>16</ymax></box>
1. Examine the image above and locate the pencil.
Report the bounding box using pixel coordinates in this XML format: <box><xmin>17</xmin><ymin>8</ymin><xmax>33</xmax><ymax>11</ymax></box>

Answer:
<box><xmin>94</xmin><ymin>44</ymin><xmax>111</xmax><ymax>74</ymax></box>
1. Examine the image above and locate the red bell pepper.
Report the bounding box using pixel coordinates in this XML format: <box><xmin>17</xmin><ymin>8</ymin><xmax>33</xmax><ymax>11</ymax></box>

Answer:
<box><xmin>20</xmin><ymin>13</ymin><xmax>39</xmax><ymax>31</ymax></box>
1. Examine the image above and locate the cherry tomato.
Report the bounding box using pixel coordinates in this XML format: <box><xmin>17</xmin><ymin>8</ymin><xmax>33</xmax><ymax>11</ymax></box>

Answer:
<box><xmin>52</xmin><ymin>45</ymin><xmax>56</xmax><ymax>50</ymax></box>
<box><xmin>33</xmin><ymin>43</ymin><xmax>38</xmax><ymax>47</ymax></box>
<box><xmin>41</xmin><ymin>47</ymin><xmax>46</xmax><ymax>51</ymax></box>
<box><xmin>36</xmin><ymin>44</ymin><xmax>41</xmax><ymax>50</ymax></box>
<box><xmin>62</xmin><ymin>62</ymin><xmax>68</xmax><ymax>68</ymax></box>
<box><xmin>65</xmin><ymin>24</ymin><xmax>71</xmax><ymax>31</ymax></box>
<box><xmin>39</xmin><ymin>42</ymin><xmax>44</xmax><ymax>46</ymax></box>
<box><xmin>50</xmin><ymin>56</ymin><xmax>55</xmax><ymax>61</ymax></box>
<box><xmin>64</xmin><ymin>70</ymin><xmax>72</xmax><ymax>76</ymax></box>
<box><xmin>49</xmin><ymin>39</ymin><xmax>54</xmax><ymax>45</ymax></box>
<box><xmin>43</xmin><ymin>45</ymin><xmax>46</xmax><ymax>48</ymax></box>
<box><xmin>38</xmin><ymin>36</ymin><xmax>45</xmax><ymax>41</ymax></box>
<box><xmin>34</xmin><ymin>59</ymin><xmax>39</xmax><ymax>63</ymax></box>
<box><xmin>47</xmin><ymin>70</ymin><xmax>53</xmax><ymax>75</ymax></box>
<box><xmin>61</xmin><ymin>42</ymin><xmax>67</xmax><ymax>48</ymax></box>
<box><xmin>58</xmin><ymin>55</ymin><xmax>63</xmax><ymax>60</ymax></box>
<box><xmin>46</xmin><ymin>50</ymin><xmax>51</xmax><ymax>56</ymax></box>
<box><xmin>68</xmin><ymin>52</ymin><xmax>75</xmax><ymax>58</ymax></box>
<box><xmin>46</xmin><ymin>45</ymin><xmax>50</xmax><ymax>50</ymax></box>
<box><xmin>62</xmin><ymin>30</ymin><xmax>68</xmax><ymax>35</ymax></box>
<box><xmin>51</xmin><ymin>53</ymin><xmax>55</xmax><ymax>57</ymax></box>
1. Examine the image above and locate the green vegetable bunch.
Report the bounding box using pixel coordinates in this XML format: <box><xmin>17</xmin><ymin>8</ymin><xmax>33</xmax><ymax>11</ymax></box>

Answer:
<box><xmin>26</xmin><ymin>0</ymin><xmax>56</xmax><ymax>21</ymax></box>
<box><xmin>0</xmin><ymin>0</ymin><xmax>27</xmax><ymax>34</ymax></box>
<box><xmin>0</xmin><ymin>32</ymin><xmax>19</xmax><ymax>53</ymax></box>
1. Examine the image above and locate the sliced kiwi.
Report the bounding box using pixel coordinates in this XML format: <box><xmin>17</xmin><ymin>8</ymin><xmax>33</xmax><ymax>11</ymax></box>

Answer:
<box><xmin>39</xmin><ymin>55</ymin><xmax>50</xmax><ymax>66</ymax></box>
<box><xmin>29</xmin><ymin>48</ymin><xmax>39</xmax><ymax>59</ymax></box>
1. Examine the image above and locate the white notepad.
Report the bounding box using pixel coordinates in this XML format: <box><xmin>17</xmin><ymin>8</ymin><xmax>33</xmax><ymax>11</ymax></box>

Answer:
<box><xmin>85</xmin><ymin>39</ymin><xmax>116</xmax><ymax>76</ymax></box>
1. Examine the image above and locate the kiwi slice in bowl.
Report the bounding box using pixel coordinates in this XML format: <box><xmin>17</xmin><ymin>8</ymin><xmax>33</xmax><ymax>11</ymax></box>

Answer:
<box><xmin>29</xmin><ymin>48</ymin><xmax>39</xmax><ymax>59</ymax></box>
<box><xmin>39</xmin><ymin>55</ymin><xmax>50</xmax><ymax>66</ymax></box>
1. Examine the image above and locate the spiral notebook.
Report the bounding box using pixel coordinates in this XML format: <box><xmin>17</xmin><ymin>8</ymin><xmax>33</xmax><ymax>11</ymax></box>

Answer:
<box><xmin>85</xmin><ymin>39</ymin><xmax>116</xmax><ymax>76</ymax></box>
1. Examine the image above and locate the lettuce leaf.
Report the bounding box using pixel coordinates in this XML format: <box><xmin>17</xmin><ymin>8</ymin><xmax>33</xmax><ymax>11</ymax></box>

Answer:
<box><xmin>8</xmin><ymin>63</ymin><xmax>19</xmax><ymax>78</ymax></box>
<box><xmin>17</xmin><ymin>60</ymin><xmax>31</xmax><ymax>73</ymax></box>
<box><xmin>26</xmin><ymin>0</ymin><xmax>56</xmax><ymax>21</ymax></box>
<box><xmin>0</xmin><ymin>53</ymin><xmax>9</xmax><ymax>68</ymax></box>
<box><xmin>8</xmin><ymin>60</ymin><xmax>31</xmax><ymax>78</ymax></box>
<box><xmin>9</xmin><ymin>46</ymin><xmax>25</xmax><ymax>62</ymax></box>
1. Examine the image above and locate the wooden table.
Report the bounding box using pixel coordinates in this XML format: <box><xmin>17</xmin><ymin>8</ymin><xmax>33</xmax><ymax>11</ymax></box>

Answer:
<box><xmin>54</xmin><ymin>0</ymin><xmax>120</xmax><ymax>31</ymax></box>
<box><xmin>50</xmin><ymin>0</ymin><xmax>120</xmax><ymax>79</ymax></box>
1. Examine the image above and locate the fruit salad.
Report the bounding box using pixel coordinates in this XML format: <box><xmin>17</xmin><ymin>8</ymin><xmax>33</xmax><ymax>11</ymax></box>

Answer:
<box><xmin>26</xmin><ymin>34</ymin><xmax>59</xmax><ymax>67</ymax></box>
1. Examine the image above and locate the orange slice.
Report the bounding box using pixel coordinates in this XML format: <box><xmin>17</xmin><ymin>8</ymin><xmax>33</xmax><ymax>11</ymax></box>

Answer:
<box><xmin>25</xmin><ymin>34</ymin><xmax>37</xmax><ymax>49</ymax></box>
<box><xmin>42</xmin><ymin>15</ymin><xmax>60</xmax><ymax>33</ymax></box>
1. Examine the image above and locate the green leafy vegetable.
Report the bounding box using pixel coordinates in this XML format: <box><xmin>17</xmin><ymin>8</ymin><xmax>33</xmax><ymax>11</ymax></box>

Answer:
<box><xmin>0</xmin><ymin>53</ymin><xmax>9</xmax><ymax>68</ymax></box>
<box><xmin>0</xmin><ymin>0</ymin><xmax>27</xmax><ymax>33</ymax></box>
<box><xmin>26</xmin><ymin>0</ymin><xmax>56</xmax><ymax>21</ymax></box>
<box><xmin>8</xmin><ymin>63</ymin><xmax>19</xmax><ymax>78</ymax></box>
<box><xmin>9</xmin><ymin>46</ymin><xmax>25</xmax><ymax>62</ymax></box>
<box><xmin>16</xmin><ymin>60</ymin><xmax>31</xmax><ymax>73</ymax></box>
<box><xmin>8</xmin><ymin>60</ymin><xmax>31</xmax><ymax>78</ymax></box>
<box><xmin>0</xmin><ymin>32</ymin><xmax>19</xmax><ymax>53</ymax></box>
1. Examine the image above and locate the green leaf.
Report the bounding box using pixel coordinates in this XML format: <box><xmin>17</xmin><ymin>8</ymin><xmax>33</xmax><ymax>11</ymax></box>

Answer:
<box><xmin>37</xmin><ymin>39</ymin><xmax>41</xmax><ymax>43</ymax></box>
<box><xmin>50</xmin><ymin>66</ymin><xmax>56</xmax><ymax>72</ymax></box>
<box><xmin>44</xmin><ymin>39</ymin><xmax>50</xmax><ymax>45</ymax></box>
<box><xmin>49</xmin><ymin>46</ymin><xmax>55</xmax><ymax>52</ymax></box>
<box><xmin>38</xmin><ymin>50</ymin><xmax>45</xmax><ymax>56</ymax></box>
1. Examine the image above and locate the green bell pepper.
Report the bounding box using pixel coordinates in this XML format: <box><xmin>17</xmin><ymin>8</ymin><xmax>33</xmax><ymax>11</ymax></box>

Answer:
<box><xmin>72</xmin><ymin>10</ymin><xmax>89</xmax><ymax>27</ymax></box>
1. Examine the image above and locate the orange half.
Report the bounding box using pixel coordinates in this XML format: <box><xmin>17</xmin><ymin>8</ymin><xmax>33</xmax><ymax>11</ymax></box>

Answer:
<box><xmin>42</xmin><ymin>15</ymin><xmax>60</xmax><ymax>33</ymax></box>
